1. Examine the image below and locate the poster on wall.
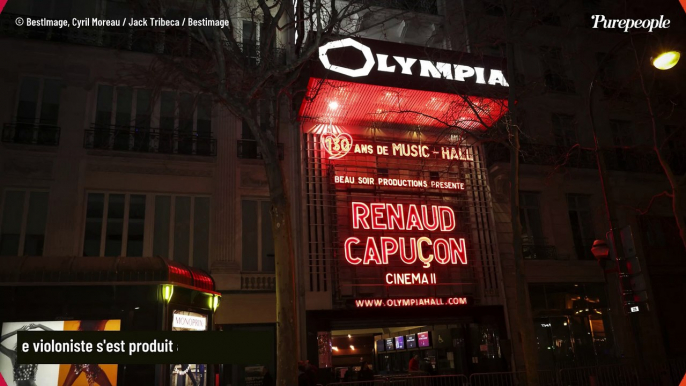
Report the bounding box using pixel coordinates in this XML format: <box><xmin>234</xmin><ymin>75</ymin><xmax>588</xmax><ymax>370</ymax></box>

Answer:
<box><xmin>0</xmin><ymin>320</ymin><xmax>120</xmax><ymax>386</ymax></box>
<box><xmin>170</xmin><ymin>310</ymin><xmax>208</xmax><ymax>386</ymax></box>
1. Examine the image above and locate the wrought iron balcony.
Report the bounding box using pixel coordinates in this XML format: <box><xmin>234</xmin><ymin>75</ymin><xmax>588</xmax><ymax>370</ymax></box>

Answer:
<box><xmin>2</xmin><ymin>122</ymin><xmax>60</xmax><ymax>146</ymax></box>
<box><xmin>237</xmin><ymin>139</ymin><xmax>284</xmax><ymax>160</ymax></box>
<box><xmin>84</xmin><ymin>124</ymin><xmax>216</xmax><ymax>156</ymax></box>
<box><xmin>523</xmin><ymin>244</ymin><xmax>561</xmax><ymax>260</ymax></box>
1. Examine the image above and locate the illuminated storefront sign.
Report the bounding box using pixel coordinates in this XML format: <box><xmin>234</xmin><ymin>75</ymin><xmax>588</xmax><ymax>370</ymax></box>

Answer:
<box><xmin>386</xmin><ymin>272</ymin><xmax>437</xmax><ymax>285</ymax></box>
<box><xmin>344</xmin><ymin>202</ymin><xmax>468</xmax><ymax>269</ymax></box>
<box><xmin>354</xmin><ymin>297</ymin><xmax>469</xmax><ymax>307</ymax></box>
<box><xmin>321</xmin><ymin>135</ymin><xmax>473</xmax><ymax>162</ymax></box>
<box><xmin>172</xmin><ymin>312</ymin><xmax>207</xmax><ymax>331</ymax></box>
<box><xmin>322</xmin><ymin>132</ymin><xmax>353</xmax><ymax>159</ymax></box>
<box><xmin>334</xmin><ymin>175</ymin><xmax>465</xmax><ymax>190</ymax></box>
<box><xmin>319</xmin><ymin>38</ymin><xmax>509</xmax><ymax>87</ymax></box>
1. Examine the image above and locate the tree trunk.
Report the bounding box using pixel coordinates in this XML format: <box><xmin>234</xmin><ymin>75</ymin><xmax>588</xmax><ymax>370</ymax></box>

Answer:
<box><xmin>263</xmin><ymin>142</ymin><xmax>299</xmax><ymax>386</ymax></box>
<box><xmin>504</xmin><ymin>1</ymin><xmax>540</xmax><ymax>383</ymax></box>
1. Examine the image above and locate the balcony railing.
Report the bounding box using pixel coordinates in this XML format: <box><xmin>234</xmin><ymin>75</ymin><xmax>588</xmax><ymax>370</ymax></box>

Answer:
<box><xmin>240</xmin><ymin>273</ymin><xmax>276</xmax><ymax>291</ymax></box>
<box><xmin>523</xmin><ymin>244</ymin><xmax>561</xmax><ymax>260</ymax></box>
<box><xmin>2</xmin><ymin>122</ymin><xmax>60</xmax><ymax>146</ymax></box>
<box><xmin>84</xmin><ymin>124</ymin><xmax>216</xmax><ymax>156</ymax></box>
<box><xmin>237</xmin><ymin>139</ymin><xmax>284</xmax><ymax>160</ymax></box>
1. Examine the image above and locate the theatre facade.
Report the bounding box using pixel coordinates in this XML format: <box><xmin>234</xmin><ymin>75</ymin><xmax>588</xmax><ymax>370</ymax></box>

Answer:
<box><xmin>296</xmin><ymin>37</ymin><xmax>514</xmax><ymax>379</ymax></box>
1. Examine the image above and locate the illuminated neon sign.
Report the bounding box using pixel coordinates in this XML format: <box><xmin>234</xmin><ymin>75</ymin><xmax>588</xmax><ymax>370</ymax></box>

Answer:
<box><xmin>386</xmin><ymin>272</ymin><xmax>437</xmax><ymax>285</ymax></box>
<box><xmin>334</xmin><ymin>175</ymin><xmax>466</xmax><ymax>190</ymax></box>
<box><xmin>323</xmin><ymin>139</ymin><xmax>473</xmax><ymax>161</ymax></box>
<box><xmin>343</xmin><ymin>202</ymin><xmax>468</xmax><ymax>269</ymax></box>
<box><xmin>322</xmin><ymin>132</ymin><xmax>353</xmax><ymax>159</ymax></box>
<box><xmin>318</xmin><ymin>38</ymin><xmax>509</xmax><ymax>87</ymax></box>
<box><xmin>350</xmin><ymin>142</ymin><xmax>473</xmax><ymax>161</ymax></box>
<box><xmin>354</xmin><ymin>297</ymin><xmax>469</xmax><ymax>307</ymax></box>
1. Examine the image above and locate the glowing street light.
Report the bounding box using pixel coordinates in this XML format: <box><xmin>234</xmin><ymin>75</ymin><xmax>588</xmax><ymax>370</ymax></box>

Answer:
<box><xmin>652</xmin><ymin>51</ymin><xmax>680</xmax><ymax>70</ymax></box>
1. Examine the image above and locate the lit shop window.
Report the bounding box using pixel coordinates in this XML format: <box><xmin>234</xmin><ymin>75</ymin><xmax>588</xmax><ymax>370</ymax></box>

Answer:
<box><xmin>241</xmin><ymin>200</ymin><xmax>275</xmax><ymax>273</ymax></box>
<box><xmin>82</xmin><ymin>193</ymin><xmax>210</xmax><ymax>270</ymax></box>
<box><xmin>0</xmin><ymin>190</ymin><xmax>49</xmax><ymax>256</ymax></box>
<box><xmin>529</xmin><ymin>283</ymin><xmax>613</xmax><ymax>368</ymax></box>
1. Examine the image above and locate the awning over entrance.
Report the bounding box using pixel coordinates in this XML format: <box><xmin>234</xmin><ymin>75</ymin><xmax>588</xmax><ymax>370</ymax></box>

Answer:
<box><xmin>298</xmin><ymin>78</ymin><xmax>508</xmax><ymax>131</ymax></box>
<box><xmin>0</xmin><ymin>256</ymin><xmax>217</xmax><ymax>294</ymax></box>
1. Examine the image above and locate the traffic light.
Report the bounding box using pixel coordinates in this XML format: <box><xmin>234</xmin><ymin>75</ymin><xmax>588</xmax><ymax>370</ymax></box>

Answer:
<box><xmin>607</xmin><ymin>226</ymin><xmax>649</xmax><ymax>314</ymax></box>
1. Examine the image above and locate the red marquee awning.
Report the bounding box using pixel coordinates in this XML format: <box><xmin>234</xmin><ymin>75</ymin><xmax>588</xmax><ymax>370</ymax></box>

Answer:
<box><xmin>298</xmin><ymin>78</ymin><xmax>509</xmax><ymax>131</ymax></box>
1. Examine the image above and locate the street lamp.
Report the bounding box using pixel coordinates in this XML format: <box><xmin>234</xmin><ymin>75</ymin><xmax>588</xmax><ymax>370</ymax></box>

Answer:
<box><xmin>652</xmin><ymin>51</ymin><xmax>681</xmax><ymax>70</ymax></box>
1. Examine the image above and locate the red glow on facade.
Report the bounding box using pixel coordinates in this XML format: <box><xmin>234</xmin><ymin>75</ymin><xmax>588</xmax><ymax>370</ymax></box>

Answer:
<box><xmin>298</xmin><ymin>78</ymin><xmax>508</xmax><ymax>130</ymax></box>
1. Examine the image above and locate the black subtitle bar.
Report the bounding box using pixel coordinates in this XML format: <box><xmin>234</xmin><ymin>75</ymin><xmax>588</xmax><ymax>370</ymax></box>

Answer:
<box><xmin>17</xmin><ymin>331</ymin><xmax>273</xmax><ymax>364</ymax></box>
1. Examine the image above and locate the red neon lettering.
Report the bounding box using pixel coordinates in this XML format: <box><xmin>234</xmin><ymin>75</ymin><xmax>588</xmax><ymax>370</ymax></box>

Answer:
<box><xmin>421</xmin><ymin>205</ymin><xmax>440</xmax><ymax>231</ymax></box>
<box><xmin>439</xmin><ymin>206</ymin><xmax>456</xmax><ymax>231</ymax></box>
<box><xmin>399</xmin><ymin>237</ymin><xmax>417</xmax><ymax>264</ymax></box>
<box><xmin>417</xmin><ymin>237</ymin><xmax>433</xmax><ymax>268</ymax></box>
<box><xmin>363</xmin><ymin>238</ymin><xmax>382</xmax><ymax>265</ymax></box>
<box><xmin>387</xmin><ymin>204</ymin><xmax>405</xmax><ymax>230</ymax></box>
<box><xmin>351</xmin><ymin>202</ymin><xmax>370</xmax><ymax>229</ymax></box>
<box><xmin>370</xmin><ymin>203</ymin><xmax>387</xmax><ymax>230</ymax></box>
<box><xmin>433</xmin><ymin>238</ymin><xmax>451</xmax><ymax>264</ymax></box>
<box><xmin>344</xmin><ymin>237</ymin><xmax>361</xmax><ymax>265</ymax></box>
<box><xmin>406</xmin><ymin>204</ymin><xmax>424</xmax><ymax>231</ymax></box>
<box><xmin>380</xmin><ymin>237</ymin><xmax>399</xmax><ymax>264</ymax></box>
<box><xmin>449</xmin><ymin>238</ymin><xmax>468</xmax><ymax>264</ymax></box>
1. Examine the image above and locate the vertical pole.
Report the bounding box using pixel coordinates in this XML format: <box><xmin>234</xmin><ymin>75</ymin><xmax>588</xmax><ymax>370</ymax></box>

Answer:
<box><xmin>588</xmin><ymin>59</ymin><xmax>644</xmax><ymax>366</ymax></box>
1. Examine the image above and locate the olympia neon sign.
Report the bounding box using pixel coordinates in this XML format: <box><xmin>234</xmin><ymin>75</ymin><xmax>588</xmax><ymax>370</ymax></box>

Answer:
<box><xmin>319</xmin><ymin>38</ymin><xmax>509</xmax><ymax>87</ymax></box>
<box><xmin>344</xmin><ymin>202</ymin><xmax>468</xmax><ymax>269</ymax></box>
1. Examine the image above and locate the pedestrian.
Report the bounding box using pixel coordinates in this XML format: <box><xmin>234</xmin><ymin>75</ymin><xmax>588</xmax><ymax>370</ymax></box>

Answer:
<box><xmin>298</xmin><ymin>361</ymin><xmax>308</xmax><ymax>386</ymax></box>
<box><xmin>305</xmin><ymin>360</ymin><xmax>318</xmax><ymax>386</ymax></box>
<box><xmin>358</xmin><ymin>362</ymin><xmax>374</xmax><ymax>381</ymax></box>
<box><xmin>408</xmin><ymin>354</ymin><xmax>420</xmax><ymax>373</ymax></box>
<box><xmin>261</xmin><ymin>366</ymin><xmax>274</xmax><ymax>386</ymax></box>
